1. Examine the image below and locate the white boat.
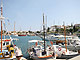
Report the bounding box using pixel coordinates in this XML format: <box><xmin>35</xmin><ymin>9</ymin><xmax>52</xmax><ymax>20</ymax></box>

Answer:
<box><xmin>28</xmin><ymin>40</ymin><xmax>55</xmax><ymax>60</ymax></box>
<box><xmin>45</xmin><ymin>34</ymin><xmax>80</xmax><ymax>46</ymax></box>
<box><xmin>45</xmin><ymin>34</ymin><xmax>72</xmax><ymax>41</ymax></box>
<box><xmin>67</xmin><ymin>36</ymin><xmax>80</xmax><ymax>45</ymax></box>
<box><xmin>28</xmin><ymin>14</ymin><xmax>54</xmax><ymax>60</ymax></box>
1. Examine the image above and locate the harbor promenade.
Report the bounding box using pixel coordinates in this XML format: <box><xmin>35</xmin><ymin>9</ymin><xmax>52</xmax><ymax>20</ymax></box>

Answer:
<box><xmin>69</xmin><ymin>55</ymin><xmax>80</xmax><ymax>60</ymax></box>
<box><xmin>47</xmin><ymin>55</ymin><xmax>80</xmax><ymax>60</ymax></box>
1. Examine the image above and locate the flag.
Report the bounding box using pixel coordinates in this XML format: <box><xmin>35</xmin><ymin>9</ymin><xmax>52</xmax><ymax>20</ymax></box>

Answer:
<box><xmin>35</xmin><ymin>42</ymin><xmax>38</xmax><ymax>46</ymax></box>
<box><xmin>50</xmin><ymin>41</ymin><xmax>53</xmax><ymax>45</ymax></box>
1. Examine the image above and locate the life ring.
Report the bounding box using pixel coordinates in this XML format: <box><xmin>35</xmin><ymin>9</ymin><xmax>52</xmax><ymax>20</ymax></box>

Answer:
<box><xmin>58</xmin><ymin>48</ymin><xmax>61</xmax><ymax>51</ymax></box>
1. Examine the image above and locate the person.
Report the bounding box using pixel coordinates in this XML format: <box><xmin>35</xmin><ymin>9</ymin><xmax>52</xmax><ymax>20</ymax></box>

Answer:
<box><xmin>14</xmin><ymin>45</ymin><xmax>18</xmax><ymax>49</ymax></box>
<box><xmin>47</xmin><ymin>45</ymin><xmax>51</xmax><ymax>51</ymax></box>
<box><xmin>9</xmin><ymin>44</ymin><xmax>14</xmax><ymax>58</ymax></box>
<box><xmin>16</xmin><ymin>48</ymin><xmax>23</xmax><ymax>60</ymax></box>
<box><xmin>32</xmin><ymin>46</ymin><xmax>37</xmax><ymax>56</ymax></box>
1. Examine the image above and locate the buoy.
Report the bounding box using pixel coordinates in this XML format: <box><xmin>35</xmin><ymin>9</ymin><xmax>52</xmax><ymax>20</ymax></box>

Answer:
<box><xmin>58</xmin><ymin>48</ymin><xmax>61</xmax><ymax>51</ymax></box>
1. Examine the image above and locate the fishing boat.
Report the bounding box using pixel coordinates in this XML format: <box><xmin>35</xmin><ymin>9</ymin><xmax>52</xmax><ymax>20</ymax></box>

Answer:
<box><xmin>28</xmin><ymin>40</ymin><xmax>54</xmax><ymax>60</ymax></box>
<box><xmin>27</xmin><ymin>14</ymin><xmax>55</xmax><ymax>60</ymax></box>
<box><xmin>0</xmin><ymin>0</ymin><xmax>16</xmax><ymax>59</ymax></box>
<box><xmin>0</xmin><ymin>0</ymin><xmax>24</xmax><ymax>59</ymax></box>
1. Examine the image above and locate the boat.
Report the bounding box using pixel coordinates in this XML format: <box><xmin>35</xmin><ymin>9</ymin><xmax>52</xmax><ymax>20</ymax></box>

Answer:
<box><xmin>18</xmin><ymin>34</ymin><xmax>26</xmax><ymax>36</ymax></box>
<box><xmin>43</xmin><ymin>34</ymin><xmax>72</xmax><ymax>41</ymax></box>
<box><xmin>49</xmin><ymin>35</ymin><xmax>80</xmax><ymax>50</ymax></box>
<box><xmin>28</xmin><ymin>40</ymin><xmax>54</xmax><ymax>60</ymax></box>
<box><xmin>43</xmin><ymin>34</ymin><xmax>80</xmax><ymax>48</ymax></box>
<box><xmin>27</xmin><ymin>14</ymin><xmax>55</xmax><ymax>60</ymax></box>
<box><xmin>0</xmin><ymin>0</ymin><xmax>23</xmax><ymax>59</ymax></box>
<box><xmin>12</xmin><ymin>21</ymin><xmax>18</xmax><ymax>36</ymax></box>
<box><xmin>28</xmin><ymin>39</ymin><xmax>79</xmax><ymax>60</ymax></box>
<box><xmin>18</xmin><ymin>32</ymin><xmax>27</xmax><ymax>36</ymax></box>
<box><xmin>56</xmin><ymin>22</ymin><xmax>79</xmax><ymax>59</ymax></box>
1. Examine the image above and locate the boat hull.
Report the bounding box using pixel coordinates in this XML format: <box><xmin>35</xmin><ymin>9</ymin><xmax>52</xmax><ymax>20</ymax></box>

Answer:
<box><xmin>31</xmin><ymin>56</ymin><xmax>53</xmax><ymax>60</ymax></box>
<box><xmin>18</xmin><ymin>35</ymin><xmax>26</xmax><ymax>36</ymax></box>
<box><xmin>57</xmin><ymin>54</ymin><xmax>79</xmax><ymax>59</ymax></box>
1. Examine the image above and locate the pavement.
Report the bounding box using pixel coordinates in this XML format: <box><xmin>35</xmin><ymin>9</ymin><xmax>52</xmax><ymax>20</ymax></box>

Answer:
<box><xmin>69</xmin><ymin>55</ymin><xmax>80</xmax><ymax>60</ymax></box>
<box><xmin>47</xmin><ymin>55</ymin><xmax>80</xmax><ymax>60</ymax></box>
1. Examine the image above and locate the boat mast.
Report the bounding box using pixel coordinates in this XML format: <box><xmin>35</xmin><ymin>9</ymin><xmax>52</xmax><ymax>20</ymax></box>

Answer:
<box><xmin>45</xmin><ymin>16</ymin><xmax>47</xmax><ymax>36</ymax></box>
<box><xmin>14</xmin><ymin>21</ymin><xmax>15</xmax><ymax>34</ymax></box>
<box><xmin>43</xmin><ymin>13</ymin><xmax>46</xmax><ymax>51</ymax></box>
<box><xmin>0</xmin><ymin>0</ymin><xmax>4</xmax><ymax>52</ymax></box>
<box><xmin>63</xmin><ymin>22</ymin><xmax>67</xmax><ymax>52</ymax></box>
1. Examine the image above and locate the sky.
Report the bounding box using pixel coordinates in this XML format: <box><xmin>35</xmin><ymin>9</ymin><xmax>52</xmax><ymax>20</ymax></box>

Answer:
<box><xmin>0</xmin><ymin>0</ymin><xmax>80</xmax><ymax>31</ymax></box>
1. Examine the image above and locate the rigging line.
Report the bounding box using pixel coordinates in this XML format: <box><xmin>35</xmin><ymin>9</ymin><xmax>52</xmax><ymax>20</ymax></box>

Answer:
<box><xmin>3</xmin><ymin>20</ymin><xmax>12</xmax><ymax>40</ymax></box>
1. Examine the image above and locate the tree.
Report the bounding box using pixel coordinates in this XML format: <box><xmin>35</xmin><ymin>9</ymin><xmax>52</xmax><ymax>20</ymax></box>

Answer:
<box><xmin>36</xmin><ymin>31</ymin><xmax>40</xmax><ymax>33</ymax></box>
<box><xmin>28</xmin><ymin>30</ymin><xmax>33</xmax><ymax>33</ymax></box>
<box><xmin>69</xmin><ymin>29</ymin><xmax>73</xmax><ymax>34</ymax></box>
<box><xmin>73</xmin><ymin>26</ymin><xmax>78</xmax><ymax>32</ymax></box>
<box><xmin>73</xmin><ymin>26</ymin><xmax>75</xmax><ymax>32</ymax></box>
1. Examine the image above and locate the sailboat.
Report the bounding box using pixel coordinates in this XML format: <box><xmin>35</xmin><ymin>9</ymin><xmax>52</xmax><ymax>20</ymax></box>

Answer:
<box><xmin>56</xmin><ymin>22</ymin><xmax>79</xmax><ymax>59</ymax></box>
<box><xmin>13</xmin><ymin>21</ymin><xmax>18</xmax><ymax>36</ymax></box>
<box><xmin>27</xmin><ymin>14</ymin><xmax>54</xmax><ymax>60</ymax></box>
